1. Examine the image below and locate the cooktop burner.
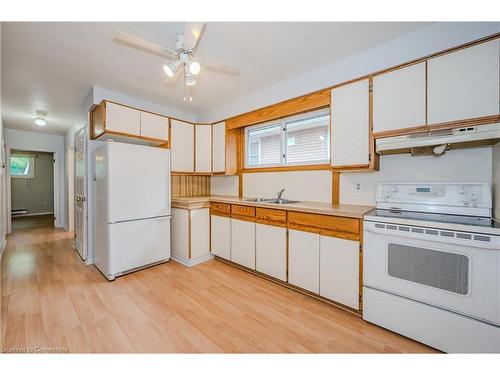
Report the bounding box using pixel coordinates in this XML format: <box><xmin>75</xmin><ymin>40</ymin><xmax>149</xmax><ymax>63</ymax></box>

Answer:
<box><xmin>366</xmin><ymin>209</ymin><xmax>499</xmax><ymax>229</ymax></box>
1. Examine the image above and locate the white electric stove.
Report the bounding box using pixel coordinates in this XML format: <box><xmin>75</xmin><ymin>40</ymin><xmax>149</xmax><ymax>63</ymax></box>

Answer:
<box><xmin>363</xmin><ymin>182</ymin><xmax>500</xmax><ymax>353</ymax></box>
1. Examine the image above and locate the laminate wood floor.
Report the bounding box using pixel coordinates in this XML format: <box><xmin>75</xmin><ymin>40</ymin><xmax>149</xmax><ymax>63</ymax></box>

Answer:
<box><xmin>0</xmin><ymin>226</ymin><xmax>437</xmax><ymax>353</ymax></box>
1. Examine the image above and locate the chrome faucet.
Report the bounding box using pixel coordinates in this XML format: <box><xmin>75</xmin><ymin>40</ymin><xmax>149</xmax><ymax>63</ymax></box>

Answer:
<box><xmin>277</xmin><ymin>189</ymin><xmax>285</xmax><ymax>200</ymax></box>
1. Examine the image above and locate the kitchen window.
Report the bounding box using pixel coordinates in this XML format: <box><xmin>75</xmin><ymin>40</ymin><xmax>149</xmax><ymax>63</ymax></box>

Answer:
<box><xmin>10</xmin><ymin>155</ymin><xmax>36</xmax><ymax>179</ymax></box>
<box><xmin>244</xmin><ymin>108</ymin><xmax>330</xmax><ymax>168</ymax></box>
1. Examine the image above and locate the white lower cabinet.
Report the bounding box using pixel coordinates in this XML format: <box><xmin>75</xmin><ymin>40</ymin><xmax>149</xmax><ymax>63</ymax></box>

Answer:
<box><xmin>255</xmin><ymin>223</ymin><xmax>287</xmax><ymax>281</ymax></box>
<box><xmin>171</xmin><ymin>207</ymin><xmax>210</xmax><ymax>266</ymax></box>
<box><xmin>210</xmin><ymin>215</ymin><xmax>231</xmax><ymax>260</ymax></box>
<box><xmin>319</xmin><ymin>235</ymin><xmax>360</xmax><ymax>309</ymax></box>
<box><xmin>288</xmin><ymin>229</ymin><xmax>320</xmax><ymax>293</ymax></box>
<box><xmin>230</xmin><ymin>219</ymin><xmax>256</xmax><ymax>269</ymax></box>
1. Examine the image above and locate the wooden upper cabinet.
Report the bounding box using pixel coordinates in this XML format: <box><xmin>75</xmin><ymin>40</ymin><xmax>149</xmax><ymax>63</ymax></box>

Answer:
<box><xmin>373</xmin><ymin>62</ymin><xmax>427</xmax><ymax>135</ymax></box>
<box><xmin>140</xmin><ymin>111</ymin><xmax>169</xmax><ymax>141</ymax></box>
<box><xmin>171</xmin><ymin>119</ymin><xmax>195</xmax><ymax>173</ymax></box>
<box><xmin>105</xmin><ymin>102</ymin><xmax>141</xmax><ymax>136</ymax></box>
<box><xmin>195</xmin><ymin>125</ymin><xmax>212</xmax><ymax>174</ymax></box>
<box><xmin>331</xmin><ymin>79</ymin><xmax>371</xmax><ymax>169</ymax></box>
<box><xmin>212</xmin><ymin>122</ymin><xmax>226</xmax><ymax>173</ymax></box>
<box><xmin>427</xmin><ymin>39</ymin><xmax>500</xmax><ymax>126</ymax></box>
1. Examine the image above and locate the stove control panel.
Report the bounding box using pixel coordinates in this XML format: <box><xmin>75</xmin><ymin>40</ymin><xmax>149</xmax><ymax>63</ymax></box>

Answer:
<box><xmin>376</xmin><ymin>182</ymin><xmax>491</xmax><ymax>216</ymax></box>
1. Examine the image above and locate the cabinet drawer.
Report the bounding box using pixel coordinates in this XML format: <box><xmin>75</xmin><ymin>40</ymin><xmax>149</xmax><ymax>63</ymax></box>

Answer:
<box><xmin>287</xmin><ymin>211</ymin><xmax>359</xmax><ymax>238</ymax></box>
<box><xmin>211</xmin><ymin>202</ymin><xmax>231</xmax><ymax>217</ymax></box>
<box><xmin>256</xmin><ymin>208</ymin><xmax>287</xmax><ymax>227</ymax></box>
<box><xmin>231</xmin><ymin>204</ymin><xmax>256</xmax><ymax>219</ymax></box>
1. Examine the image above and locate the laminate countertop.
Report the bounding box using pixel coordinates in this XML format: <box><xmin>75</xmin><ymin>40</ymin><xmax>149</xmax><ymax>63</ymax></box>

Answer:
<box><xmin>171</xmin><ymin>195</ymin><xmax>373</xmax><ymax>219</ymax></box>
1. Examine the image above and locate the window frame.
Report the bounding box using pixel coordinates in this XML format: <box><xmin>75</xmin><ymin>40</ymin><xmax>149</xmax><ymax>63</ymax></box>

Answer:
<box><xmin>244</xmin><ymin>108</ymin><xmax>330</xmax><ymax>170</ymax></box>
<box><xmin>10</xmin><ymin>154</ymin><xmax>36</xmax><ymax>179</ymax></box>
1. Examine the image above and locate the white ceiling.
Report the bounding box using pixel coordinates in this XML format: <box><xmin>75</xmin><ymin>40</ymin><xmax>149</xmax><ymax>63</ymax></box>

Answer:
<box><xmin>1</xmin><ymin>22</ymin><xmax>432</xmax><ymax>135</ymax></box>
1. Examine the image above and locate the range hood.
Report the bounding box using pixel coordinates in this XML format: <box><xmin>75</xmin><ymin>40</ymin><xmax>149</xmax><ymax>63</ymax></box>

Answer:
<box><xmin>376</xmin><ymin>123</ymin><xmax>500</xmax><ymax>154</ymax></box>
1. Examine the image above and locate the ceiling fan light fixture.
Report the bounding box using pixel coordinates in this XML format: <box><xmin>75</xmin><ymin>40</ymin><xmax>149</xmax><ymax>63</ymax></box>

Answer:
<box><xmin>185</xmin><ymin>75</ymin><xmax>197</xmax><ymax>86</ymax></box>
<box><xmin>34</xmin><ymin>110</ymin><xmax>48</xmax><ymax>127</ymax></box>
<box><xmin>189</xmin><ymin>61</ymin><xmax>201</xmax><ymax>75</ymax></box>
<box><xmin>163</xmin><ymin>60</ymin><xmax>181</xmax><ymax>78</ymax></box>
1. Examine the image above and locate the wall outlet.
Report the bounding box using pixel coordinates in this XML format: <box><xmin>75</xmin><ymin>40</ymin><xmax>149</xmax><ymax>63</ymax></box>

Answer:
<box><xmin>356</xmin><ymin>183</ymin><xmax>361</xmax><ymax>190</ymax></box>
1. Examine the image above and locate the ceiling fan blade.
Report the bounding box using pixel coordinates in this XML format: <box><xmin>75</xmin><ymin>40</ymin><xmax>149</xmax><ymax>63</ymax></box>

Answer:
<box><xmin>182</xmin><ymin>22</ymin><xmax>206</xmax><ymax>52</ymax></box>
<box><xmin>195</xmin><ymin>56</ymin><xmax>241</xmax><ymax>76</ymax></box>
<box><xmin>113</xmin><ymin>31</ymin><xmax>177</xmax><ymax>59</ymax></box>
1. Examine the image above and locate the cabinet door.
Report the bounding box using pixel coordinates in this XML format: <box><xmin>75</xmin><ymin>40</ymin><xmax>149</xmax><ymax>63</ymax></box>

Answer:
<box><xmin>195</xmin><ymin>125</ymin><xmax>212</xmax><ymax>173</ymax></box>
<box><xmin>230</xmin><ymin>219</ymin><xmax>256</xmax><ymax>269</ymax></box>
<box><xmin>428</xmin><ymin>39</ymin><xmax>500</xmax><ymax>125</ymax></box>
<box><xmin>331</xmin><ymin>79</ymin><xmax>370</xmax><ymax>167</ymax></box>
<box><xmin>320</xmin><ymin>235</ymin><xmax>359</xmax><ymax>309</ymax></box>
<box><xmin>288</xmin><ymin>229</ymin><xmax>320</xmax><ymax>293</ymax></box>
<box><xmin>212</xmin><ymin>122</ymin><xmax>226</xmax><ymax>173</ymax></box>
<box><xmin>171</xmin><ymin>119</ymin><xmax>194</xmax><ymax>173</ymax></box>
<box><xmin>140</xmin><ymin>111</ymin><xmax>169</xmax><ymax>141</ymax></box>
<box><xmin>105</xmin><ymin>101</ymin><xmax>141</xmax><ymax>136</ymax></box>
<box><xmin>171</xmin><ymin>208</ymin><xmax>189</xmax><ymax>258</ymax></box>
<box><xmin>255</xmin><ymin>223</ymin><xmax>287</xmax><ymax>281</ymax></box>
<box><xmin>373</xmin><ymin>62</ymin><xmax>426</xmax><ymax>133</ymax></box>
<box><xmin>190</xmin><ymin>208</ymin><xmax>210</xmax><ymax>259</ymax></box>
<box><xmin>210</xmin><ymin>215</ymin><xmax>231</xmax><ymax>260</ymax></box>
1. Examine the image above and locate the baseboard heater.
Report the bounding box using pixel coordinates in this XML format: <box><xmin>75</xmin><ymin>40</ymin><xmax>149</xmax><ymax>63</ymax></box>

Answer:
<box><xmin>11</xmin><ymin>209</ymin><xmax>28</xmax><ymax>216</ymax></box>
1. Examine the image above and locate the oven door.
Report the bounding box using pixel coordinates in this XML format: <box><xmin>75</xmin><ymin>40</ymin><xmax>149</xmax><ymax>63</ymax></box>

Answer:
<box><xmin>363</xmin><ymin>220</ymin><xmax>500</xmax><ymax>326</ymax></box>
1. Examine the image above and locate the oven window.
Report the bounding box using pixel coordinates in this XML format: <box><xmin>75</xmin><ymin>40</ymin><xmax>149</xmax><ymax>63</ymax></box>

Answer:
<box><xmin>387</xmin><ymin>243</ymin><xmax>469</xmax><ymax>295</ymax></box>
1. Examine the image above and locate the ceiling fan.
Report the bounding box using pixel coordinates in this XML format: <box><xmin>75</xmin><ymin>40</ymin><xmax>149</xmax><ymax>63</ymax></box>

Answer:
<box><xmin>113</xmin><ymin>22</ymin><xmax>241</xmax><ymax>102</ymax></box>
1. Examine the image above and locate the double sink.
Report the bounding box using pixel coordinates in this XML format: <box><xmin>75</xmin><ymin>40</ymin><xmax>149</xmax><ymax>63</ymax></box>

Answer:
<box><xmin>245</xmin><ymin>197</ymin><xmax>300</xmax><ymax>205</ymax></box>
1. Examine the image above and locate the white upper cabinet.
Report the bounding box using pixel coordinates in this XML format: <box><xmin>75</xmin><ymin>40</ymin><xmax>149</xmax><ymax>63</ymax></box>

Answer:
<box><xmin>428</xmin><ymin>39</ymin><xmax>500</xmax><ymax>125</ymax></box>
<box><xmin>140</xmin><ymin>111</ymin><xmax>169</xmax><ymax>141</ymax></box>
<box><xmin>195</xmin><ymin>125</ymin><xmax>212</xmax><ymax>173</ymax></box>
<box><xmin>373</xmin><ymin>62</ymin><xmax>426</xmax><ymax>133</ymax></box>
<box><xmin>212</xmin><ymin>122</ymin><xmax>226</xmax><ymax>173</ymax></box>
<box><xmin>105</xmin><ymin>102</ymin><xmax>141</xmax><ymax>136</ymax></box>
<box><xmin>171</xmin><ymin>119</ymin><xmax>194</xmax><ymax>173</ymax></box>
<box><xmin>331</xmin><ymin>79</ymin><xmax>370</xmax><ymax>167</ymax></box>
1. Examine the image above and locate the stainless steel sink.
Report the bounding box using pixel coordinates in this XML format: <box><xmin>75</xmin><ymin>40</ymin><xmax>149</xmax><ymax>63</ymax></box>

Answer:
<box><xmin>245</xmin><ymin>198</ymin><xmax>300</xmax><ymax>204</ymax></box>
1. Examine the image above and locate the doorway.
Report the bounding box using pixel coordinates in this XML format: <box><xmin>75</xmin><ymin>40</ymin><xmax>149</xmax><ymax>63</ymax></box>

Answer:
<box><xmin>9</xmin><ymin>150</ymin><xmax>55</xmax><ymax>232</ymax></box>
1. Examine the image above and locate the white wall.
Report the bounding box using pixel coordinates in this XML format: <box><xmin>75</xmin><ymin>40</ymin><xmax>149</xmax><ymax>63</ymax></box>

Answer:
<box><xmin>200</xmin><ymin>22</ymin><xmax>500</xmax><ymax>123</ymax></box>
<box><xmin>243</xmin><ymin>170</ymin><xmax>332</xmax><ymax>203</ymax></box>
<box><xmin>211</xmin><ymin>175</ymin><xmax>239</xmax><ymax>196</ymax></box>
<box><xmin>493</xmin><ymin>143</ymin><xmax>500</xmax><ymax>219</ymax></box>
<box><xmin>4</xmin><ymin>128</ymin><xmax>65</xmax><ymax>228</ymax></box>
<box><xmin>340</xmin><ymin>147</ymin><xmax>494</xmax><ymax>206</ymax></box>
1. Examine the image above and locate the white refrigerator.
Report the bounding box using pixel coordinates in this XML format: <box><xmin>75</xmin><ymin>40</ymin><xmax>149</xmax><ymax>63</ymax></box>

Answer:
<box><xmin>94</xmin><ymin>141</ymin><xmax>171</xmax><ymax>280</ymax></box>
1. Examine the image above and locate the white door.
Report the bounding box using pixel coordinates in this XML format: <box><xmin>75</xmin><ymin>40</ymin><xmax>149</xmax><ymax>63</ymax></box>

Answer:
<box><xmin>230</xmin><ymin>219</ymin><xmax>256</xmax><ymax>269</ymax></box>
<box><xmin>288</xmin><ymin>229</ymin><xmax>320</xmax><ymax>293</ymax></box>
<box><xmin>427</xmin><ymin>39</ymin><xmax>500</xmax><ymax>125</ymax></box>
<box><xmin>107</xmin><ymin>142</ymin><xmax>170</xmax><ymax>223</ymax></box>
<box><xmin>74</xmin><ymin>127</ymin><xmax>87</xmax><ymax>260</ymax></box>
<box><xmin>373</xmin><ymin>62</ymin><xmax>426</xmax><ymax>133</ymax></box>
<box><xmin>212</xmin><ymin>122</ymin><xmax>226</xmax><ymax>173</ymax></box>
<box><xmin>256</xmin><ymin>223</ymin><xmax>287</xmax><ymax>281</ymax></box>
<box><xmin>140</xmin><ymin>111</ymin><xmax>169</xmax><ymax>141</ymax></box>
<box><xmin>171</xmin><ymin>120</ymin><xmax>194</xmax><ymax>172</ymax></box>
<box><xmin>320</xmin><ymin>235</ymin><xmax>359</xmax><ymax>309</ymax></box>
<box><xmin>195</xmin><ymin>125</ymin><xmax>212</xmax><ymax>173</ymax></box>
<box><xmin>211</xmin><ymin>214</ymin><xmax>231</xmax><ymax>259</ymax></box>
<box><xmin>331</xmin><ymin>79</ymin><xmax>370</xmax><ymax>167</ymax></box>
<box><xmin>105</xmin><ymin>102</ymin><xmax>141</xmax><ymax>136</ymax></box>
<box><xmin>109</xmin><ymin>216</ymin><xmax>171</xmax><ymax>278</ymax></box>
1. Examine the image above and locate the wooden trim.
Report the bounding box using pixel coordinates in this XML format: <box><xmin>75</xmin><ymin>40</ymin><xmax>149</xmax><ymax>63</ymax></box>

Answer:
<box><xmin>319</xmin><ymin>228</ymin><xmax>360</xmax><ymax>242</ymax></box>
<box><xmin>211</xmin><ymin>202</ymin><xmax>231</xmax><ymax>214</ymax></box>
<box><xmin>231</xmin><ymin>214</ymin><xmax>256</xmax><ymax>223</ymax></box>
<box><xmin>255</xmin><ymin>208</ymin><xmax>287</xmax><ymax>227</ymax></box>
<box><xmin>373</xmin><ymin>125</ymin><xmax>429</xmax><ymax>139</ymax></box>
<box><xmin>242</xmin><ymin>164</ymin><xmax>331</xmax><ymax>174</ymax></box>
<box><xmin>225</xmin><ymin>90</ymin><xmax>331</xmax><ymax>129</ymax></box>
<box><xmin>188</xmin><ymin>210</ymin><xmax>192</xmax><ymax>259</ymax></box>
<box><xmin>231</xmin><ymin>204</ymin><xmax>256</xmax><ymax>218</ymax></box>
<box><xmin>287</xmin><ymin>211</ymin><xmax>360</xmax><ymax>235</ymax></box>
<box><xmin>213</xmin><ymin>256</ymin><xmax>361</xmax><ymax>315</ymax></box>
<box><xmin>368</xmin><ymin>76</ymin><xmax>380</xmax><ymax>171</ymax></box>
<box><xmin>331</xmin><ymin>164</ymin><xmax>369</xmax><ymax>172</ymax></box>
<box><xmin>332</xmin><ymin>171</ymin><xmax>340</xmax><ymax>204</ymax></box>
<box><xmin>427</xmin><ymin>114</ymin><xmax>500</xmax><ymax>131</ymax></box>
<box><xmin>210</xmin><ymin>209</ymin><xmax>231</xmax><ymax>218</ymax></box>
<box><xmin>225</xmin><ymin>128</ymin><xmax>239</xmax><ymax>176</ymax></box>
<box><xmin>359</xmin><ymin>219</ymin><xmax>364</xmax><ymax>312</ymax></box>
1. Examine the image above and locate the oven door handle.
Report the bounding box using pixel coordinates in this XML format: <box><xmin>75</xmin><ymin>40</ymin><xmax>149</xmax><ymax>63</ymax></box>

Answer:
<box><xmin>364</xmin><ymin>226</ymin><xmax>500</xmax><ymax>250</ymax></box>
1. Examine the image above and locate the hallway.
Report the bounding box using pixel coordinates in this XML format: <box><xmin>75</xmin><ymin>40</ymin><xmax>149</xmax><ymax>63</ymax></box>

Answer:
<box><xmin>0</xmin><ymin>226</ymin><xmax>436</xmax><ymax>353</ymax></box>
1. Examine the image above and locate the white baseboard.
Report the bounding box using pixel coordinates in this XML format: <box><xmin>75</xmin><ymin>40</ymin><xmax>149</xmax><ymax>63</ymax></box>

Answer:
<box><xmin>12</xmin><ymin>211</ymin><xmax>54</xmax><ymax>217</ymax></box>
<box><xmin>85</xmin><ymin>257</ymin><xmax>94</xmax><ymax>266</ymax></box>
<box><xmin>170</xmin><ymin>251</ymin><xmax>214</xmax><ymax>267</ymax></box>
